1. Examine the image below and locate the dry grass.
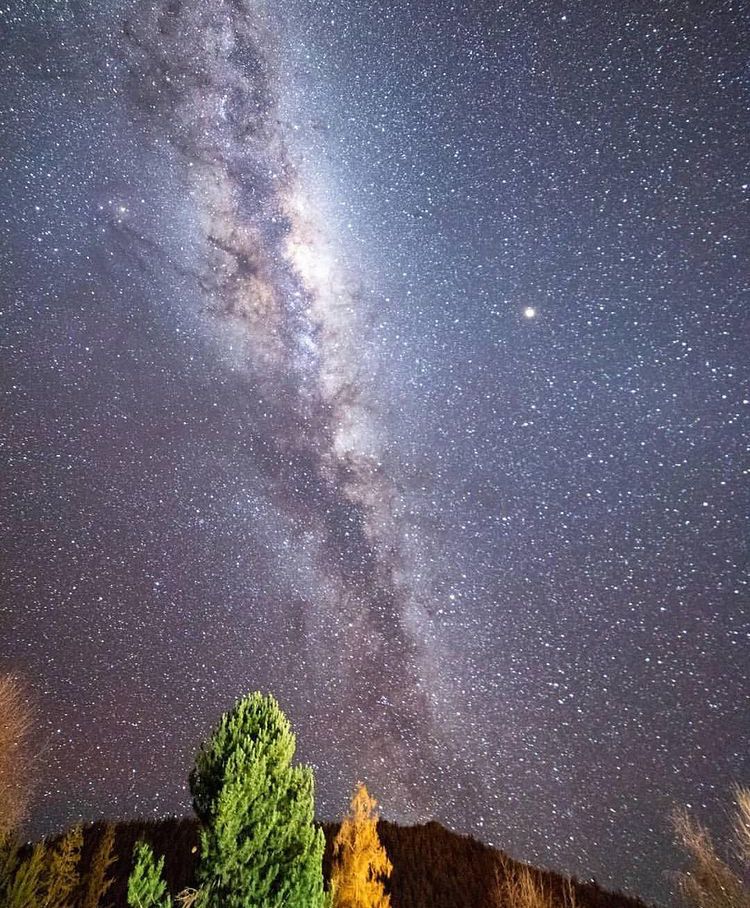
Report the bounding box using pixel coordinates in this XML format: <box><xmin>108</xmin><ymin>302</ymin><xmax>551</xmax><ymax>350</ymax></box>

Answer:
<box><xmin>731</xmin><ymin>786</ymin><xmax>750</xmax><ymax>867</ymax></box>
<box><xmin>495</xmin><ymin>855</ymin><xmax>578</xmax><ymax>908</ymax></box>
<box><xmin>673</xmin><ymin>788</ymin><xmax>750</xmax><ymax>908</ymax></box>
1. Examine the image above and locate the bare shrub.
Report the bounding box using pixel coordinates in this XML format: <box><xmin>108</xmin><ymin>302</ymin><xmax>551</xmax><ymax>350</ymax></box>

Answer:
<box><xmin>495</xmin><ymin>854</ymin><xmax>578</xmax><ymax>908</ymax></box>
<box><xmin>674</xmin><ymin>789</ymin><xmax>750</xmax><ymax>908</ymax></box>
<box><xmin>0</xmin><ymin>674</ymin><xmax>33</xmax><ymax>838</ymax></box>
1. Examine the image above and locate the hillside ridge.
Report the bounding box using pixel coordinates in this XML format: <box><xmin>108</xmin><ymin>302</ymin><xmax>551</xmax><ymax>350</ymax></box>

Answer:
<box><xmin>59</xmin><ymin>816</ymin><xmax>656</xmax><ymax>908</ymax></box>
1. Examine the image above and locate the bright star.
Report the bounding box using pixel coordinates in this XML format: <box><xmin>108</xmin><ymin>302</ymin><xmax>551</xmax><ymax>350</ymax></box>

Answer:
<box><xmin>523</xmin><ymin>307</ymin><xmax>536</xmax><ymax>319</ymax></box>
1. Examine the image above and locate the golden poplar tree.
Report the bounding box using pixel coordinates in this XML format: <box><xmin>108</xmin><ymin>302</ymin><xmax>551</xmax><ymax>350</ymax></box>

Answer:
<box><xmin>331</xmin><ymin>784</ymin><xmax>392</xmax><ymax>908</ymax></box>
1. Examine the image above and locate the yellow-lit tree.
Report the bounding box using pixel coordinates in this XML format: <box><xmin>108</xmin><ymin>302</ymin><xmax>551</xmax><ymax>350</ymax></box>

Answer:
<box><xmin>0</xmin><ymin>673</ymin><xmax>43</xmax><ymax>908</ymax></box>
<box><xmin>331</xmin><ymin>784</ymin><xmax>392</xmax><ymax>908</ymax></box>
<box><xmin>673</xmin><ymin>786</ymin><xmax>750</xmax><ymax>908</ymax></box>
<box><xmin>44</xmin><ymin>823</ymin><xmax>83</xmax><ymax>908</ymax></box>
<box><xmin>0</xmin><ymin>674</ymin><xmax>33</xmax><ymax>839</ymax></box>
<box><xmin>81</xmin><ymin>823</ymin><xmax>116</xmax><ymax>908</ymax></box>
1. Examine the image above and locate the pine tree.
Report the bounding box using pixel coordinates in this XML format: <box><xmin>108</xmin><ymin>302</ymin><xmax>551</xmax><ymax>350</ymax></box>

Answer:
<box><xmin>127</xmin><ymin>841</ymin><xmax>172</xmax><ymax>908</ymax></box>
<box><xmin>81</xmin><ymin>823</ymin><xmax>116</xmax><ymax>908</ymax></box>
<box><xmin>44</xmin><ymin>822</ymin><xmax>83</xmax><ymax>908</ymax></box>
<box><xmin>189</xmin><ymin>691</ymin><xmax>326</xmax><ymax>908</ymax></box>
<box><xmin>331</xmin><ymin>784</ymin><xmax>392</xmax><ymax>908</ymax></box>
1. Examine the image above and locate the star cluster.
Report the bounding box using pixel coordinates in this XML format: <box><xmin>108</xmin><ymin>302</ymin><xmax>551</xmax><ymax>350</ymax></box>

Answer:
<box><xmin>1</xmin><ymin>1</ymin><xmax>748</xmax><ymax>904</ymax></box>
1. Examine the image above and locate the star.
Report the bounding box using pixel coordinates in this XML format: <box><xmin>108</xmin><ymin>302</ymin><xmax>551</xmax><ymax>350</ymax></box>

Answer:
<box><xmin>2</xmin><ymin>3</ymin><xmax>746</xmax><ymax>905</ymax></box>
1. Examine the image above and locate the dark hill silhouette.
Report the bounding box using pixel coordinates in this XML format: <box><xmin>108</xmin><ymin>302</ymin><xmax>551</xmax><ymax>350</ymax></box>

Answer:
<box><xmin>66</xmin><ymin>817</ymin><xmax>655</xmax><ymax>908</ymax></box>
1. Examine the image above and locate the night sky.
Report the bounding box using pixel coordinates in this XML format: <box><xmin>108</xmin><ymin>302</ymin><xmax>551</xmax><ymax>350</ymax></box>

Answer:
<box><xmin>2</xmin><ymin>0</ymin><xmax>748</xmax><ymax>904</ymax></box>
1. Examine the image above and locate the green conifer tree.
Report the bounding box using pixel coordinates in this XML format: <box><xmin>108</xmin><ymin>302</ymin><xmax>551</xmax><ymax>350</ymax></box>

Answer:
<box><xmin>127</xmin><ymin>841</ymin><xmax>171</xmax><ymax>908</ymax></box>
<box><xmin>189</xmin><ymin>691</ymin><xmax>326</xmax><ymax>908</ymax></box>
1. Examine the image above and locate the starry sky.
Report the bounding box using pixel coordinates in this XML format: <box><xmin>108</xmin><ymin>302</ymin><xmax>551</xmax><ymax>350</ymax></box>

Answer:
<box><xmin>1</xmin><ymin>0</ymin><xmax>748</xmax><ymax>903</ymax></box>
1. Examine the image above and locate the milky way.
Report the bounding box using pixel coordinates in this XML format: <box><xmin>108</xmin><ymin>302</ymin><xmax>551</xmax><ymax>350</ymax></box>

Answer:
<box><xmin>1</xmin><ymin>1</ymin><xmax>748</xmax><ymax>904</ymax></box>
<box><xmin>119</xmin><ymin>0</ymin><xmax>454</xmax><ymax>797</ymax></box>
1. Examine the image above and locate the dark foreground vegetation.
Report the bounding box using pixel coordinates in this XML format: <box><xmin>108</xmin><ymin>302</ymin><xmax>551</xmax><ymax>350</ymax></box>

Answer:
<box><xmin>3</xmin><ymin>676</ymin><xmax>748</xmax><ymax>908</ymax></box>
<box><xmin>63</xmin><ymin>816</ymin><xmax>652</xmax><ymax>908</ymax></box>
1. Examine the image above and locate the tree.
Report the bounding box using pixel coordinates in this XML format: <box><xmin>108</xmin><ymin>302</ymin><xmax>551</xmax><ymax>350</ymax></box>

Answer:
<box><xmin>44</xmin><ymin>823</ymin><xmax>83</xmax><ymax>908</ymax></box>
<box><xmin>81</xmin><ymin>823</ymin><xmax>117</xmax><ymax>908</ymax></box>
<box><xmin>674</xmin><ymin>787</ymin><xmax>750</xmax><ymax>908</ymax></box>
<box><xmin>127</xmin><ymin>841</ymin><xmax>172</xmax><ymax>908</ymax></box>
<box><xmin>0</xmin><ymin>834</ymin><xmax>20</xmax><ymax>901</ymax></box>
<box><xmin>0</xmin><ymin>674</ymin><xmax>33</xmax><ymax>839</ymax></box>
<box><xmin>189</xmin><ymin>691</ymin><xmax>326</xmax><ymax>908</ymax></box>
<box><xmin>330</xmin><ymin>783</ymin><xmax>392</xmax><ymax>908</ymax></box>
<box><xmin>0</xmin><ymin>673</ymin><xmax>41</xmax><ymax>908</ymax></box>
<box><xmin>1</xmin><ymin>842</ymin><xmax>46</xmax><ymax>908</ymax></box>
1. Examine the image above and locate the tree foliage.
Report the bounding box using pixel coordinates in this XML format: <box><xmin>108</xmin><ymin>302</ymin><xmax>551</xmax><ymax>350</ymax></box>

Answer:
<box><xmin>1</xmin><ymin>842</ymin><xmax>46</xmax><ymax>908</ymax></box>
<box><xmin>0</xmin><ymin>835</ymin><xmax>20</xmax><ymax>903</ymax></box>
<box><xmin>81</xmin><ymin>822</ymin><xmax>117</xmax><ymax>908</ymax></box>
<box><xmin>331</xmin><ymin>783</ymin><xmax>392</xmax><ymax>908</ymax></box>
<box><xmin>127</xmin><ymin>842</ymin><xmax>171</xmax><ymax>908</ymax></box>
<box><xmin>189</xmin><ymin>691</ymin><xmax>326</xmax><ymax>908</ymax></box>
<box><xmin>44</xmin><ymin>823</ymin><xmax>83</xmax><ymax>908</ymax></box>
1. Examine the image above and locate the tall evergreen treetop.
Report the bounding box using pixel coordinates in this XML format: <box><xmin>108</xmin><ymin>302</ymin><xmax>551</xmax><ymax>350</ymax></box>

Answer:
<box><xmin>189</xmin><ymin>691</ymin><xmax>326</xmax><ymax>908</ymax></box>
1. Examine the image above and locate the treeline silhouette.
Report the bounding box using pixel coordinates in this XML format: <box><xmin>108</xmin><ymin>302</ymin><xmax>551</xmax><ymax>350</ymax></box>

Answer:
<box><xmin>57</xmin><ymin>817</ymin><xmax>653</xmax><ymax>908</ymax></box>
<box><xmin>4</xmin><ymin>675</ymin><xmax>749</xmax><ymax>908</ymax></box>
